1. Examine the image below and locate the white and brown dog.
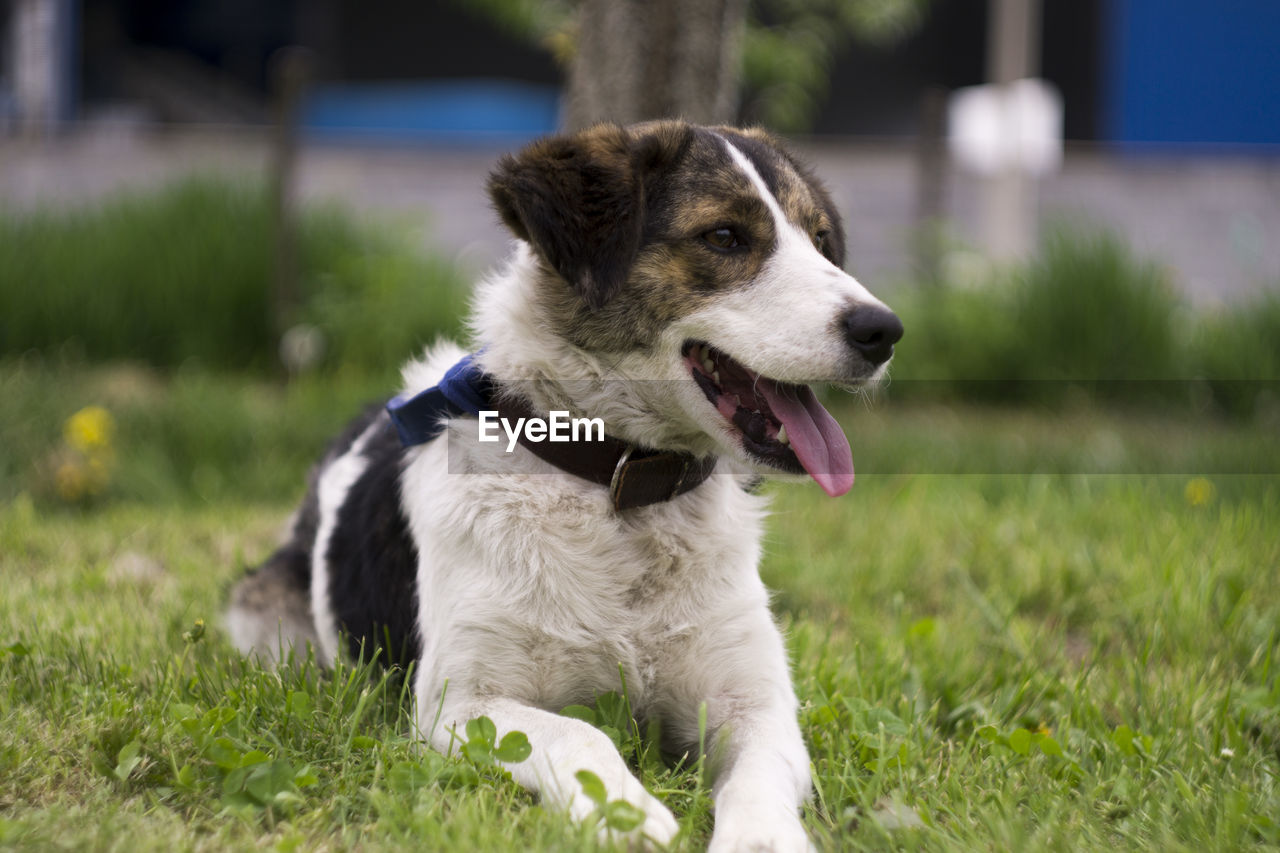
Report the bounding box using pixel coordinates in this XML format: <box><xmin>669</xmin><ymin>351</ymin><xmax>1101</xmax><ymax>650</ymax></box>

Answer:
<box><xmin>229</xmin><ymin>120</ymin><xmax>901</xmax><ymax>851</ymax></box>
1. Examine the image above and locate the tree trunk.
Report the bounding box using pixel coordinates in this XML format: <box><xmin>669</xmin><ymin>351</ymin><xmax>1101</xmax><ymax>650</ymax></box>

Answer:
<box><xmin>564</xmin><ymin>0</ymin><xmax>746</xmax><ymax>131</ymax></box>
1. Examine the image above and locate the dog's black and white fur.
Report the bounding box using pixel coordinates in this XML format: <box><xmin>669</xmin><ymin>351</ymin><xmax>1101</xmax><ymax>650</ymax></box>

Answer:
<box><xmin>229</xmin><ymin>121</ymin><xmax>902</xmax><ymax>851</ymax></box>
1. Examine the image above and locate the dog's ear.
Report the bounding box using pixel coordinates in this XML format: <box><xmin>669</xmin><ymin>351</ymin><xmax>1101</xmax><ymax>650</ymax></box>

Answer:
<box><xmin>488</xmin><ymin>123</ymin><xmax>689</xmax><ymax>310</ymax></box>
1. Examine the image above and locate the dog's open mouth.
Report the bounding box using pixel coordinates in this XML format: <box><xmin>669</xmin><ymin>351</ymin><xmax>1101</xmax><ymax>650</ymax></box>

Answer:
<box><xmin>684</xmin><ymin>341</ymin><xmax>854</xmax><ymax>496</ymax></box>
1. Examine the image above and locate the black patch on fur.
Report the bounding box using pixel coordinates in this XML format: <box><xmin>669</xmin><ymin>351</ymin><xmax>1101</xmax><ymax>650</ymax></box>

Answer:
<box><xmin>644</xmin><ymin>128</ymin><xmax>775</xmax><ymax>243</ymax></box>
<box><xmin>295</xmin><ymin>404</ymin><xmax>386</xmax><ymax>547</ymax></box>
<box><xmin>325</xmin><ymin>417</ymin><xmax>422</xmax><ymax>669</ymax></box>
<box><xmin>327</xmin><ymin>404</ymin><xmax>387</xmax><ymax>459</ymax></box>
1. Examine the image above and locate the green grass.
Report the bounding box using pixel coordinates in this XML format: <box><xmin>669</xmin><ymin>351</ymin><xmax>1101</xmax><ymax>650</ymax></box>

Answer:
<box><xmin>4</xmin><ymin>171</ymin><xmax>1277</xmax><ymax>849</ymax></box>
<box><xmin>6</xmin><ymin>359</ymin><xmax>1279</xmax><ymax>509</ymax></box>
<box><xmin>891</xmin><ymin>227</ymin><xmax>1280</xmax><ymax>415</ymax></box>
<box><xmin>2</xmin><ymin>366</ymin><xmax>1278</xmax><ymax>850</ymax></box>
<box><xmin>771</xmin><ymin>475</ymin><xmax>1280</xmax><ymax>848</ymax></box>
<box><xmin>0</xmin><ymin>360</ymin><xmax>392</xmax><ymax>506</ymax></box>
<box><xmin>0</xmin><ymin>178</ymin><xmax>468</xmax><ymax>374</ymax></box>
<box><xmin>1193</xmin><ymin>291</ymin><xmax>1280</xmax><ymax>418</ymax></box>
<box><xmin>894</xmin><ymin>228</ymin><xmax>1183</xmax><ymax>387</ymax></box>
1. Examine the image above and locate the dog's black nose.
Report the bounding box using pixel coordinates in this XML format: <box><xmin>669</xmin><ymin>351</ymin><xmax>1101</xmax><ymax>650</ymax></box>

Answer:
<box><xmin>843</xmin><ymin>305</ymin><xmax>903</xmax><ymax>365</ymax></box>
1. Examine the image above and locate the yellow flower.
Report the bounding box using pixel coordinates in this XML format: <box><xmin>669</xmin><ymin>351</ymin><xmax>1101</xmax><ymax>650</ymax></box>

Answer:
<box><xmin>1184</xmin><ymin>477</ymin><xmax>1215</xmax><ymax>507</ymax></box>
<box><xmin>64</xmin><ymin>406</ymin><xmax>115</xmax><ymax>453</ymax></box>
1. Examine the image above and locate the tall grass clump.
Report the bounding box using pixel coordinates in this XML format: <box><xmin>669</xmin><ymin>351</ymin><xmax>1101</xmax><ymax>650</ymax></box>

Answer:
<box><xmin>1</xmin><ymin>179</ymin><xmax>276</xmax><ymax>369</ymax></box>
<box><xmin>1013</xmin><ymin>229</ymin><xmax>1182</xmax><ymax>382</ymax></box>
<box><xmin>0</xmin><ymin>178</ymin><xmax>468</xmax><ymax>373</ymax></box>
<box><xmin>301</xmin><ymin>228</ymin><xmax>469</xmax><ymax>376</ymax></box>
<box><xmin>1192</xmin><ymin>289</ymin><xmax>1280</xmax><ymax>417</ymax></box>
<box><xmin>893</xmin><ymin>227</ymin><xmax>1188</xmax><ymax>406</ymax></box>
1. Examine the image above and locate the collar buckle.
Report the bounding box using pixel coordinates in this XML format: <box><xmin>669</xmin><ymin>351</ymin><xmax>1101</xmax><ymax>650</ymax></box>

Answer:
<box><xmin>608</xmin><ymin>444</ymin><xmax>636</xmax><ymax>509</ymax></box>
<box><xmin>609</xmin><ymin>447</ymin><xmax>698</xmax><ymax>511</ymax></box>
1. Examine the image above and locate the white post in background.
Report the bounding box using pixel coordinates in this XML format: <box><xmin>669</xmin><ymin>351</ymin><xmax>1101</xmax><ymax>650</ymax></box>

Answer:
<box><xmin>987</xmin><ymin>0</ymin><xmax>1039</xmax><ymax>260</ymax></box>
<box><xmin>947</xmin><ymin>0</ymin><xmax>1059</xmax><ymax>263</ymax></box>
<box><xmin>11</xmin><ymin>0</ymin><xmax>75</xmax><ymax>137</ymax></box>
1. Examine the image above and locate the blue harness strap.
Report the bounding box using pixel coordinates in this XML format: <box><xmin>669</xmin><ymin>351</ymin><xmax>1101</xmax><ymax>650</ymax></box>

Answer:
<box><xmin>386</xmin><ymin>353</ymin><xmax>491</xmax><ymax>446</ymax></box>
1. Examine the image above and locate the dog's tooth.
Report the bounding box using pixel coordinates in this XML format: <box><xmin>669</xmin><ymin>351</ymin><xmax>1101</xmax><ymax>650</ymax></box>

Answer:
<box><xmin>703</xmin><ymin>356</ymin><xmax>716</xmax><ymax>374</ymax></box>
<box><xmin>777</xmin><ymin>424</ymin><xmax>789</xmax><ymax>445</ymax></box>
<box><xmin>711</xmin><ymin>370</ymin><xmax>720</xmax><ymax>384</ymax></box>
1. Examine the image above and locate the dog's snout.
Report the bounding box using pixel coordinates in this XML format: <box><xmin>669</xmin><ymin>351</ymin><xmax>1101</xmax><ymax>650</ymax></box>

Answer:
<box><xmin>842</xmin><ymin>305</ymin><xmax>903</xmax><ymax>365</ymax></box>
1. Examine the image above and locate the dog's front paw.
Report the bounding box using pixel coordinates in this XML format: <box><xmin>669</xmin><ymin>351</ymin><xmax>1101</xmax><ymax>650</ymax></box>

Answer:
<box><xmin>566</xmin><ymin>772</ymin><xmax>679</xmax><ymax>848</ymax></box>
<box><xmin>707</xmin><ymin>810</ymin><xmax>813</xmax><ymax>853</ymax></box>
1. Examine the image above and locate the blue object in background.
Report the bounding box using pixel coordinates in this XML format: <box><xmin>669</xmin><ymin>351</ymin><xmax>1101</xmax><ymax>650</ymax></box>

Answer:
<box><xmin>301</xmin><ymin>79</ymin><xmax>561</xmax><ymax>145</ymax></box>
<box><xmin>1106</xmin><ymin>0</ymin><xmax>1280</xmax><ymax>148</ymax></box>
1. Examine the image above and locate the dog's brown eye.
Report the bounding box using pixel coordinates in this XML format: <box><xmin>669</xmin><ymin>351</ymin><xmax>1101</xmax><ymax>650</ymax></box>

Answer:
<box><xmin>813</xmin><ymin>230</ymin><xmax>830</xmax><ymax>252</ymax></box>
<box><xmin>702</xmin><ymin>228</ymin><xmax>743</xmax><ymax>251</ymax></box>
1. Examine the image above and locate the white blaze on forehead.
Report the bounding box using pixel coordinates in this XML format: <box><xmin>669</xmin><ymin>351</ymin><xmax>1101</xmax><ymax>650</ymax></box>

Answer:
<box><xmin>712</xmin><ymin>133</ymin><xmax>812</xmax><ymax>247</ymax></box>
<box><xmin>710</xmin><ymin>133</ymin><xmax>885</xmax><ymax>309</ymax></box>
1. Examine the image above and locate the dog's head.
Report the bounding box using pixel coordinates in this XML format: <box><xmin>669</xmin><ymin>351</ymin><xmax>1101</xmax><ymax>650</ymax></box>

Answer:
<box><xmin>487</xmin><ymin>121</ymin><xmax>902</xmax><ymax>496</ymax></box>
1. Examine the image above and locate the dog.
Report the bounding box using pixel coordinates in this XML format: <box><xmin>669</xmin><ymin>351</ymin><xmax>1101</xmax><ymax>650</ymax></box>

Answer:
<box><xmin>228</xmin><ymin>120</ymin><xmax>902</xmax><ymax>851</ymax></box>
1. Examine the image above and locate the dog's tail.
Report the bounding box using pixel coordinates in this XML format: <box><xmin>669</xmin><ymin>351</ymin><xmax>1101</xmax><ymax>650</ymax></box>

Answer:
<box><xmin>226</xmin><ymin>404</ymin><xmax>389</xmax><ymax>667</ymax></box>
<box><xmin>226</xmin><ymin>538</ymin><xmax>318</xmax><ymax>667</ymax></box>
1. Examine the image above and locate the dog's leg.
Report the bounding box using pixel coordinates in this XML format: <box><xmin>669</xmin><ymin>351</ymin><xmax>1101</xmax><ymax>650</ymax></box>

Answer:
<box><xmin>673</xmin><ymin>609</ymin><xmax>813</xmax><ymax>853</ymax></box>
<box><xmin>705</xmin><ymin>702</ymin><xmax>813</xmax><ymax>853</ymax></box>
<box><xmin>427</xmin><ymin>696</ymin><xmax>679</xmax><ymax>846</ymax></box>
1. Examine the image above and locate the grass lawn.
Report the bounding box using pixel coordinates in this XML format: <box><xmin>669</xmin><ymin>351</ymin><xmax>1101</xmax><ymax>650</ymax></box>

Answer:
<box><xmin>2</xmin><ymin>366</ymin><xmax>1278</xmax><ymax>850</ymax></box>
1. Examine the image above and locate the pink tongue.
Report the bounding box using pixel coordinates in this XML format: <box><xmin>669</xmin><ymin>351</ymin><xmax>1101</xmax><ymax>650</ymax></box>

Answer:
<box><xmin>756</xmin><ymin>381</ymin><xmax>854</xmax><ymax>496</ymax></box>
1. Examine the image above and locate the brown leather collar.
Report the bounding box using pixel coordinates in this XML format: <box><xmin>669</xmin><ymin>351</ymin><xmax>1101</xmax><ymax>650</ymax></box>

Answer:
<box><xmin>493</xmin><ymin>392</ymin><xmax>717</xmax><ymax>511</ymax></box>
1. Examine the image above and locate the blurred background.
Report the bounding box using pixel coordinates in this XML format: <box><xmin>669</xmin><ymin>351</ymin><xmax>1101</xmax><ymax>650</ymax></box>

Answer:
<box><xmin>2</xmin><ymin>0</ymin><xmax>1278</xmax><ymax>506</ymax></box>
